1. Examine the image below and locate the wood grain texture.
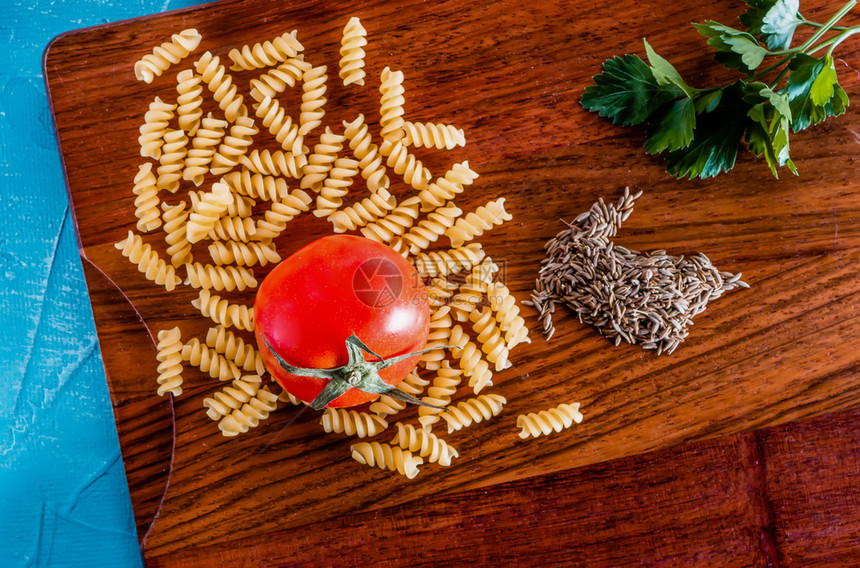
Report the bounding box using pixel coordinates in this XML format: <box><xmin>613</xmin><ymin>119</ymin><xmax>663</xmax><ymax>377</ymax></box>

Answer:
<box><xmin>43</xmin><ymin>0</ymin><xmax>860</xmax><ymax>561</ymax></box>
<box><xmin>144</xmin><ymin>407</ymin><xmax>860</xmax><ymax>567</ymax></box>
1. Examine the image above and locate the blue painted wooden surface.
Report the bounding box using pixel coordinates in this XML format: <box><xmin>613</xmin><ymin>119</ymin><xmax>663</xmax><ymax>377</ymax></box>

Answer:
<box><xmin>0</xmin><ymin>2</ymin><xmax>210</xmax><ymax>566</ymax></box>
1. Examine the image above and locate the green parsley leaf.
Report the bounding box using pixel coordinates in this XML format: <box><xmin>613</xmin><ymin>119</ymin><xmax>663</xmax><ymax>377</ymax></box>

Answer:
<box><xmin>664</xmin><ymin>87</ymin><xmax>750</xmax><ymax>179</ymax></box>
<box><xmin>761</xmin><ymin>0</ymin><xmax>802</xmax><ymax>50</ymax></box>
<box><xmin>740</xmin><ymin>0</ymin><xmax>777</xmax><ymax>37</ymax></box>
<box><xmin>581</xmin><ymin>54</ymin><xmax>682</xmax><ymax>126</ymax></box>
<box><xmin>693</xmin><ymin>90</ymin><xmax>723</xmax><ymax>114</ymax></box>
<box><xmin>782</xmin><ymin>53</ymin><xmax>846</xmax><ymax>131</ymax></box>
<box><xmin>645</xmin><ymin>97</ymin><xmax>697</xmax><ymax>154</ymax></box>
<box><xmin>693</xmin><ymin>21</ymin><xmax>768</xmax><ymax>71</ymax></box>
<box><xmin>745</xmin><ymin>120</ymin><xmax>780</xmax><ymax>177</ymax></box>
<box><xmin>810</xmin><ymin>54</ymin><xmax>838</xmax><ymax>106</ymax></box>
<box><xmin>643</xmin><ymin>39</ymin><xmax>695</xmax><ymax>97</ymax></box>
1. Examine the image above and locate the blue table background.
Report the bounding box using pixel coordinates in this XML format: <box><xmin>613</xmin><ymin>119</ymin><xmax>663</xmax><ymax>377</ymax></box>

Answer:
<box><xmin>0</xmin><ymin>2</ymin><xmax>210</xmax><ymax>566</ymax></box>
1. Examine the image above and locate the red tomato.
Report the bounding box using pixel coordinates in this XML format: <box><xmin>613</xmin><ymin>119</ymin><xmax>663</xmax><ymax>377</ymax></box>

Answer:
<box><xmin>254</xmin><ymin>235</ymin><xmax>430</xmax><ymax>408</ymax></box>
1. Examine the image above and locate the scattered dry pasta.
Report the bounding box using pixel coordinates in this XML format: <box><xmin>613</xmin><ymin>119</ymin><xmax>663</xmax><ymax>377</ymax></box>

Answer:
<box><xmin>516</xmin><ymin>403</ymin><xmax>583</xmax><ymax>439</ymax></box>
<box><xmin>128</xmin><ymin>18</ymin><xmax>539</xmax><ymax>477</ymax></box>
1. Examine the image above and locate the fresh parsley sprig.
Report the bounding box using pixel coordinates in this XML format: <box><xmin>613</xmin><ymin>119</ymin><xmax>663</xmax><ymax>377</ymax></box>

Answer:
<box><xmin>581</xmin><ymin>0</ymin><xmax>860</xmax><ymax>179</ymax></box>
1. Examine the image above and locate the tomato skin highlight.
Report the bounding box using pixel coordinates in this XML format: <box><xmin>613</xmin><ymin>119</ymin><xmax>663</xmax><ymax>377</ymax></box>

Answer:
<box><xmin>254</xmin><ymin>235</ymin><xmax>430</xmax><ymax>408</ymax></box>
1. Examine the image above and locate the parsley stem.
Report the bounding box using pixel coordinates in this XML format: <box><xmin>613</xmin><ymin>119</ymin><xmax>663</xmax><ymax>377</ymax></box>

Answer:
<box><xmin>797</xmin><ymin>0</ymin><xmax>856</xmax><ymax>53</ymax></box>
<box><xmin>808</xmin><ymin>26</ymin><xmax>860</xmax><ymax>56</ymax></box>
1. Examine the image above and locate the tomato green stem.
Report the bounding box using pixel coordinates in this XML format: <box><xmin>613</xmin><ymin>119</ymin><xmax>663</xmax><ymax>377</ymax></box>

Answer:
<box><xmin>261</xmin><ymin>334</ymin><xmax>453</xmax><ymax>410</ymax></box>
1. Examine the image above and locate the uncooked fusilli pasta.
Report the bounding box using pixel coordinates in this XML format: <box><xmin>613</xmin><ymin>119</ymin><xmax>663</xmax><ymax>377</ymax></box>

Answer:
<box><xmin>134</xmin><ymin>28</ymin><xmax>202</xmax><ymax>84</ymax></box>
<box><xmin>183</xmin><ymin>114</ymin><xmax>228</xmax><ymax>186</ymax></box>
<box><xmin>156</xmin><ymin>129</ymin><xmax>188</xmax><ymax>193</ymax></box>
<box><xmin>469</xmin><ymin>306</ymin><xmax>511</xmax><ymax>372</ymax></box>
<box><xmin>186</xmin><ymin>182</ymin><xmax>233</xmax><ymax>243</ymax></box>
<box><xmin>350</xmin><ymin>442</ymin><xmax>422</xmax><ymax>479</ymax></box>
<box><xmin>339</xmin><ymin>17</ymin><xmax>367</xmax><ymax>87</ymax></box>
<box><xmin>445</xmin><ymin>197</ymin><xmax>512</xmax><ymax>247</ymax></box>
<box><xmin>343</xmin><ymin>114</ymin><xmax>390</xmax><ymax>192</ymax></box>
<box><xmin>184</xmin><ymin>262</ymin><xmax>257</xmax><ymax>292</ymax></box>
<box><xmin>379</xmin><ymin>139</ymin><xmax>431</xmax><ymax>190</ymax></box>
<box><xmin>401</xmin><ymin>203</ymin><xmax>462</xmax><ymax>254</ymax></box>
<box><xmin>132</xmin><ymin>163</ymin><xmax>161</xmax><ymax>233</ymax></box>
<box><xmin>181</xmin><ymin>337</ymin><xmax>241</xmax><ymax>382</ymax></box>
<box><xmin>192</xmin><ymin>289</ymin><xmax>255</xmax><ymax>331</ymax></box>
<box><xmin>138</xmin><ymin>97</ymin><xmax>175</xmax><ymax>159</ymax></box>
<box><xmin>115</xmin><ymin>230</ymin><xmax>181</xmax><ymax>291</ymax></box>
<box><xmin>195</xmin><ymin>51</ymin><xmax>247</xmax><ymax>122</ymax></box>
<box><xmin>160</xmin><ymin>202</ymin><xmax>193</xmax><ymax>267</ymax></box>
<box><xmin>299</xmin><ymin>65</ymin><xmax>327</xmax><ymax>136</ymax></box>
<box><xmin>418</xmin><ymin>361</ymin><xmax>463</xmax><ymax>429</ymax></box>
<box><xmin>210</xmin><ymin>116</ymin><xmax>258</xmax><ymax>175</ymax></box>
<box><xmin>413</xmin><ymin>243</ymin><xmax>485</xmax><ymax>278</ymax></box>
<box><xmin>228</xmin><ymin>30</ymin><xmax>304</xmax><ymax>71</ymax></box>
<box><xmin>391</xmin><ymin>423</ymin><xmax>459</xmax><ymax>466</ymax></box>
<box><xmin>321</xmin><ymin>408</ymin><xmax>389</xmax><ymax>438</ymax></box>
<box><xmin>155</xmin><ymin>327</ymin><xmax>184</xmax><ymax>397</ymax></box>
<box><xmin>240</xmin><ymin>149</ymin><xmax>307</xmax><ymax>179</ymax></box>
<box><xmin>175</xmin><ymin>69</ymin><xmax>203</xmax><ymax>135</ymax></box>
<box><xmin>327</xmin><ymin>189</ymin><xmax>395</xmax><ymax>233</ymax></box>
<box><xmin>417</xmin><ymin>161</ymin><xmax>479</xmax><ymax>212</ymax></box>
<box><xmin>402</xmin><ymin>122</ymin><xmax>465</xmax><ymax>150</ymax></box>
<box><xmin>448</xmin><ymin>324</ymin><xmax>494</xmax><ymax>394</ymax></box>
<box><xmin>378</xmin><ymin>66</ymin><xmax>405</xmax><ymax>142</ymax></box>
<box><xmin>254</xmin><ymin>190</ymin><xmax>313</xmax><ymax>239</ymax></box>
<box><xmin>301</xmin><ymin>126</ymin><xmax>345</xmax><ymax>191</ymax></box>
<box><xmin>218</xmin><ymin>386</ymin><xmax>279</xmax><ymax>437</ymax></box>
<box><xmin>206</xmin><ymin>325</ymin><xmax>264</xmax><ymax>374</ymax></box>
<box><xmin>249</xmin><ymin>57</ymin><xmax>311</xmax><ymax>101</ymax></box>
<box><xmin>203</xmin><ymin>375</ymin><xmax>262</xmax><ymax>420</ymax></box>
<box><xmin>517</xmin><ymin>403</ymin><xmax>583</xmax><ymax>439</ymax></box>
<box><xmin>313</xmin><ymin>157</ymin><xmax>359</xmax><ymax>218</ymax></box>
<box><xmin>486</xmin><ymin>281</ymin><xmax>531</xmax><ymax>349</ymax></box>
<box><xmin>208</xmin><ymin>240</ymin><xmax>280</xmax><ymax>267</ymax></box>
<box><xmin>359</xmin><ymin>196</ymin><xmax>420</xmax><ymax>244</ymax></box>
<box><xmin>438</xmin><ymin>393</ymin><xmax>507</xmax><ymax>434</ymax></box>
<box><xmin>254</xmin><ymin>95</ymin><xmax>303</xmax><ymax>155</ymax></box>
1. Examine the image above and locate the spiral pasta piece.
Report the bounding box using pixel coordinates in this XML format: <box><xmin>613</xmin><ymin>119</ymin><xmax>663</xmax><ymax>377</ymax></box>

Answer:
<box><xmin>132</xmin><ymin>163</ymin><xmax>161</xmax><ymax>233</ymax></box>
<box><xmin>359</xmin><ymin>197</ymin><xmax>421</xmax><ymax>244</ymax></box>
<box><xmin>190</xmin><ymin>189</ymin><xmax>254</xmax><ymax>219</ymax></box>
<box><xmin>161</xmin><ymin>202</ymin><xmax>193</xmax><ymax>267</ymax></box>
<box><xmin>155</xmin><ymin>327</ymin><xmax>184</xmax><ymax>397</ymax></box>
<box><xmin>254</xmin><ymin>95</ymin><xmax>303</xmax><ymax>154</ymax></box>
<box><xmin>181</xmin><ymin>337</ymin><xmax>241</xmax><ymax>382</ymax></box>
<box><xmin>350</xmin><ymin>442</ymin><xmax>422</xmax><ymax>479</ymax></box>
<box><xmin>368</xmin><ymin>394</ymin><xmax>407</xmax><ymax>418</ymax></box>
<box><xmin>195</xmin><ymin>51</ymin><xmax>247</xmax><ymax>122</ymax></box>
<box><xmin>517</xmin><ymin>403</ymin><xmax>583</xmax><ymax>439</ymax></box>
<box><xmin>208</xmin><ymin>240</ymin><xmax>280</xmax><ymax>267</ymax></box>
<box><xmin>339</xmin><ymin>17</ymin><xmax>367</xmax><ymax>86</ymax></box>
<box><xmin>401</xmin><ymin>203</ymin><xmax>463</xmax><ymax>254</ymax></box>
<box><xmin>418</xmin><ymin>361</ymin><xmax>463</xmax><ymax>429</ymax></box>
<box><xmin>418</xmin><ymin>161</ymin><xmax>479</xmax><ymax>212</ymax></box>
<box><xmin>183</xmin><ymin>114</ymin><xmax>228</xmax><ymax>186</ymax></box>
<box><xmin>255</xmin><ymin>189</ymin><xmax>313</xmax><ymax>239</ymax></box>
<box><xmin>419</xmin><ymin>306</ymin><xmax>454</xmax><ymax>370</ymax></box>
<box><xmin>451</xmin><ymin>257</ymin><xmax>498</xmax><ymax>321</ymax></box>
<box><xmin>249</xmin><ymin>57</ymin><xmax>312</xmax><ymax>101</ymax></box>
<box><xmin>469</xmin><ymin>307</ymin><xmax>511</xmax><ymax>371</ymax></box>
<box><xmin>210</xmin><ymin>116</ymin><xmax>258</xmax><ymax>175</ymax></box>
<box><xmin>413</xmin><ymin>243</ymin><xmax>485</xmax><ymax>278</ymax></box>
<box><xmin>184</xmin><ymin>262</ymin><xmax>257</xmax><ymax>292</ymax></box>
<box><xmin>206</xmin><ymin>325</ymin><xmax>264</xmax><ymax>374</ymax></box>
<box><xmin>343</xmin><ymin>114</ymin><xmax>390</xmax><ymax>192</ymax></box>
<box><xmin>299</xmin><ymin>65</ymin><xmax>327</xmax><ymax>136</ymax></box>
<box><xmin>321</xmin><ymin>408</ymin><xmax>388</xmax><ymax>438</ymax></box>
<box><xmin>192</xmin><ymin>289</ymin><xmax>255</xmax><ymax>331</ymax></box>
<box><xmin>203</xmin><ymin>375</ymin><xmax>262</xmax><ymax>420</ymax></box>
<box><xmin>379</xmin><ymin>139</ymin><xmax>431</xmax><ymax>190</ymax></box>
<box><xmin>223</xmin><ymin>170</ymin><xmax>287</xmax><ymax>202</ymax></box>
<box><xmin>134</xmin><ymin>28</ymin><xmax>202</xmax><ymax>83</ymax></box>
<box><xmin>445</xmin><ymin>197</ymin><xmax>512</xmax><ymax>247</ymax></box>
<box><xmin>240</xmin><ymin>149</ymin><xmax>307</xmax><ymax>179</ymax></box>
<box><xmin>448</xmin><ymin>325</ymin><xmax>493</xmax><ymax>394</ymax></box>
<box><xmin>328</xmin><ymin>188</ymin><xmax>395</xmax><ymax>233</ymax></box>
<box><xmin>438</xmin><ymin>394</ymin><xmax>506</xmax><ymax>434</ymax></box>
<box><xmin>391</xmin><ymin>423</ymin><xmax>459</xmax><ymax>466</ymax></box>
<box><xmin>156</xmin><ymin>129</ymin><xmax>188</xmax><ymax>193</ymax></box>
<box><xmin>138</xmin><ymin>97</ymin><xmax>175</xmax><ymax>159</ymax></box>
<box><xmin>378</xmin><ymin>67</ymin><xmax>405</xmax><ymax>142</ymax></box>
<box><xmin>313</xmin><ymin>157</ymin><xmax>359</xmax><ymax>218</ymax></box>
<box><xmin>228</xmin><ymin>30</ymin><xmax>304</xmax><ymax>71</ymax></box>
<box><xmin>486</xmin><ymin>281</ymin><xmax>531</xmax><ymax>349</ymax></box>
<box><xmin>425</xmin><ymin>276</ymin><xmax>458</xmax><ymax>310</ymax></box>
<box><xmin>301</xmin><ymin>126</ymin><xmax>345</xmax><ymax>191</ymax></box>
<box><xmin>218</xmin><ymin>387</ymin><xmax>279</xmax><ymax>437</ymax></box>
<box><xmin>175</xmin><ymin>69</ymin><xmax>203</xmax><ymax>135</ymax></box>
<box><xmin>209</xmin><ymin>216</ymin><xmax>257</xmax><ymax>242</ymax></box>
<box><xmin>115</xmin><ymin>230</ymin><xmax>181</xmax><ymax>291</ymax></box>
<box><xmin>185</xmin><ymin>182</ymin><xmax>231</xmax><ymax>243</ymax></box>
<box><xmin>402</xmin><ymin>122</ymin><xmax>465</xmax><ymax>150</ymax></box>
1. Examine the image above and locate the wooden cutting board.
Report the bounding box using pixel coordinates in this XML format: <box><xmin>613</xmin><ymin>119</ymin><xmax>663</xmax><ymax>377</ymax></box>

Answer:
<box><xmin>45</xmin><ymin>0</ymin><xmax>860</xmax><ymax>562</ymax></box>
